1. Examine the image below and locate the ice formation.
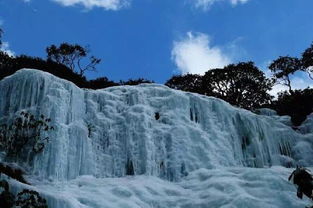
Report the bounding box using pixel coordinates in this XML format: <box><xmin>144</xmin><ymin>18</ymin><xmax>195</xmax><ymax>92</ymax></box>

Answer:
<box><xmin>0</xmin><ymin>69</ymin><xmax>312</xmax><ymax>208</ymax></box>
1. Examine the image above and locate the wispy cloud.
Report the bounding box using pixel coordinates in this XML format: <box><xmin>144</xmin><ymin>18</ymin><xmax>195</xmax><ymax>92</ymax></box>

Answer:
<box><xmin>171</xmin><ymin>32</ymin><xmax>231</xmax><ymax>75</ymax></box>
<box><xmin>193</xmin><ymin>0</ymin><xmax>249</xmax><ymax>10</ymax></box>
<box><xmin>51</xmin><ymin>0</ymin><xmax>129</xmax><ymax>10</ymax></box>
<box><xmin>1</xmin><ymin>42</ymin><xmax>15</xmax><ymax>57</ymax></box>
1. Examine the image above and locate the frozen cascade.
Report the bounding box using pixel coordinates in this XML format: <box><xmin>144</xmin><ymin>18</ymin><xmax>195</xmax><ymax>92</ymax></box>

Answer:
<box><xmin>0</xmin><ymin>69</ymin><xmax>311</xmax><ymax>183</ymax></box>
<box><xmin>1</xmin><ymin>69</ymin><xmax>313</xmax><ymax>208</ymax></box>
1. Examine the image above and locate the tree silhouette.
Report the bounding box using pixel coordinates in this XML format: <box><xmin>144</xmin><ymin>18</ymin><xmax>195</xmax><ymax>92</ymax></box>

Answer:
<box><xmin>269</xmin><ymin>56</ymin><xmax>302</xmax><ymax>93</ymax></box>
<box><xmin>120</xmin><ymin>78</ymin><xmax>154</xmax><ymax>86</ymax></box>
<box><xmin>273</xmin><ymin>89</ymin><xmax>313</xmax><ymax>126</ymax></box>
<box><xmin>202</xmin><ymin>62</ymin><xmax>273</xmax><ymax>109</ymax></box>
<box><xmin>165</xmin><ymin>74</ymin><xmax>203</xmax><ymax>94</ymax></box>
<box><xmin>87</xmin><ymin>77</ymin><xmax>118</xmax><ymax>89</ymax></box>
<box><xmin>46</xmin><ymin>43</ymin><xmax>101</xmax><ymax>76</ymax></box>
<box><xmin>302</xmin><ymin>43</ymin><xmax>313</xmax><ymax>80</ymax></box>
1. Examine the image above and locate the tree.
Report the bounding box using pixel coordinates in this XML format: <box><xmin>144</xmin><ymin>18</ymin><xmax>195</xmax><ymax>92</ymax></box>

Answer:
<box><xmin>202</xmin><ymin>62</ymin><xmax>273</xmax><ymax>110</ymax></box>
<box><xmin>46</xmin><ymin>43</ymin><xmax>101</xmax><ymax>76</ymax></box>
<box><xmin>301</xmin><ymin>43</ymin><xmax>313</xmax><ymax>80</ymax></box>
<box><xmin>269</xmin><ymin>56</ymin><xmax>302</xmax><ymax>93</ymax></box>
<box><xmin>120</xmin><ymin>78</ymin><xmax>154</xmax><ymax>86</ymax></box>
<box><xmin>87</xmin><ymin>77</ymin><xmax>118</xmax><ymax>89</ymax></box>
<box><xmin>0</xmin><ymin>51</ymin><xmax>15</xmax><ymax>75</ymax></box>
<box><xmin>272</xmin><ymin>88</ymin><xmax>313</xmax><ymax>126</ymax></box>
<box><xmin>165</xmin><ymin>74</ymin><xmax>203</xmax><ymax>94</ymax></box>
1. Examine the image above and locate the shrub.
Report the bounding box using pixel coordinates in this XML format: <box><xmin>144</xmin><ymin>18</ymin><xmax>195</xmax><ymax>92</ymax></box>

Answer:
<box><xmin>15</xmin><ymin>189</ymin><xmax>48</xmax><ymax>208</ymax></box>
<box><xmin>0</xmin><ymin>112</ymin><xmax>54</xmax><ymax>158</ymax></box>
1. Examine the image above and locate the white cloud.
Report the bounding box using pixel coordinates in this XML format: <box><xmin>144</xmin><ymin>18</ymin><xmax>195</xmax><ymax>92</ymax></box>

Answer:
<box><xmin>171</xmin><ymin>32</ymin><xmax>231</xmax><ymax>75</ymax></box>
<box><xmin>194</xmin><ymin>0</ymin><xmax>249</xmax><ymax>10</ymax></box>
<box><xmin>1</xmin><ymin>42</ymin><xmax>15</xmax><ymax>57</ymax></box>
<box><xmin>51</xmin><ymin>0</ymin><xmax>129</xmax><ymax>10</ymax></box>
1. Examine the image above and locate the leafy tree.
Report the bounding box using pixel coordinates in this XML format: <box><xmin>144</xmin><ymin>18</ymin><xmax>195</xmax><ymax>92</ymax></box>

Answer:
<box><xmin>301</xmin><ymin>43</ymin><xmax>313</xmax><ymax>80</ymax></box>
<box><xmin>0</xmin><ymin>112</ymin><xmax>54</xmax><ymax>158</ymax></box>
<box><xmin>0</xmin><ymin>55</ymin><xmax>89</xmax><ymax>86</ymax></box>
<box><xmin>202</xmin><ymin>62</ymin><xmax>273</xmax><ymax>110</ymax></box>
<box><xmin>46</xmin><ymin>43</ymin><xmax>101</xmax><ymax>76</ymax></box>
<box><xmin>269</xmin><ymin>56</ymin><xmax>302</xmax><ymax>93</ymax></box>
<box><xmin>272</xmin><ymin>88</ymin><xmax>313</xmax><ymax>126</ymax></box>
<box><xmin>165</xmin><ymin>74</ymin><xmax>203</xmax><ymax>94</ymax></box>
<box><xmin>0</xmin><ymin>51</ymin><xmax>14</xmax><ymax>72</ymax></box>
<box><xmin>120</xmin><ymin>78</ymin><xmax>154</xmax><ymax>86</ymax></box>
<box><xmin>87</xmin><ymin>77</ymin><xmax>118</xmax><ymax>89</ymax></box>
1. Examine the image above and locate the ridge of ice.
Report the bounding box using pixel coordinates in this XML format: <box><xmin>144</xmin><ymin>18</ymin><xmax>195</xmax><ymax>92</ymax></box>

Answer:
<box><xmin>0</xmin><ymin>69</ymin><xmax>313</xmax><ymax>208</ymax></box>
<box><xmin>0</xmin><ymin>69</ymin><xmax>312</xmax><ymax>181</ymax></box>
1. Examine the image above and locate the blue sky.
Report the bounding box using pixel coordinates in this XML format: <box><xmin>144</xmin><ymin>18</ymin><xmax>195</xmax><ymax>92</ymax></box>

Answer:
<box><xmin>1</xmin><ymin>0</ymin><xmax>313</xmax><ymax>93</ymax></box>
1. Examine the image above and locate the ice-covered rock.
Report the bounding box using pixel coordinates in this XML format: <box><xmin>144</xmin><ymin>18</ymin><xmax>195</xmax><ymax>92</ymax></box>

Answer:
<box><xmin>255</xmin><ymin>108</ymin><xmax>278</xmax><ymax>116</ymax></box>
<box><xmin>0</xmin><ymin>69</ymin><xmax>312</xmax><ymax>182</ymax></box>
<box><xmin>299</xmin><ymin>113</ymin><xmax>313</xmax><ymax>134</ymax></box>
<box><xmin>0</xmin><ymin>69</ymin><xmax>313</xmax><ymax>208</ymax></box>
<box><xmin>255</xmin><ymin>108</ymin><xmax>293</xmax><ymax>127</ymax></box>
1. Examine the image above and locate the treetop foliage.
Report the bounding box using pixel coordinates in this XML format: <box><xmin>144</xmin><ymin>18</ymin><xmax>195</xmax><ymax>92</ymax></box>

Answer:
<box><xmin>302</xmin><ymin>43</ymin><xmax>313</xmax><ymax>80</ymax></box>
<box><xmin>166</xmin><ymin>62</ymin><xmax>273</xmax><ymax>110</ymax></box>
<box><xmin>165</xmin><ymin>74</ymin><xmax>203</xmax><ymax>94</ymax></box>
<box><xmin>0</xmin><ymin>50</ymin><xmax>153</xmax><ymax>90</ymax></box>
<box><xmin>46</xmin><ymin>43</ymin><xmax>101</xmax><ymax>76</ymax></box>
<box><xmin>272</xmin><ymin>88</ymin><xmax>313</xmax><ymax>126</ymax></box>
<box><xmin>203</xmin><ymin>62</ymin><xmax>273</xmax><ymax>109</ymax></box>
<box><xmin>269</xmin><ymin>56</ymin><xmax>303</xmax><ymax>93</ymax></box>
<box><xmin>120</xmin><ymin>78</ymin><xmax>154</xmax><ymax>86</ymax></box>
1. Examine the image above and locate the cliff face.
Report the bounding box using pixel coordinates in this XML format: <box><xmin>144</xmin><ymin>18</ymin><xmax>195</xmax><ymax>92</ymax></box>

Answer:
<box><xmin>1</xmin><ymin>69</ymin><xmax>313</xmax><ymax>208</ymax></box>
<box><xmin>0</xmin><ymin>69</ymin><xmax>311</xmax><ymax>183</ymax></box>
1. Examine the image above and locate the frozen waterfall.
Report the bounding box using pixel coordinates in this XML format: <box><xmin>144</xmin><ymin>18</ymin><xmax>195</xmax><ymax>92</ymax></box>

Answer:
<box><xmin>0</xmin><ymin>69</ymin><xmax>311</xmax><ymax>183</ymax></box>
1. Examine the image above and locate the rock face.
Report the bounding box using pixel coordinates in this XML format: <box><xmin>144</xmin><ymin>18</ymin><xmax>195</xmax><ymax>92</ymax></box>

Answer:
<box><xmin>0</xmin><ymin>69</ymin><xmax>312</xmax><ymax>182</ymax></box>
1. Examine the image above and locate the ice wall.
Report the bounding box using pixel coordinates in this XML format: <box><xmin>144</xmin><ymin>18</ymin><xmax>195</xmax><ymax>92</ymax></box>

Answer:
<box><xmin>0</xmin><ymin>69</ymin><xmax>312</xmax><ymax>182</ymax></box>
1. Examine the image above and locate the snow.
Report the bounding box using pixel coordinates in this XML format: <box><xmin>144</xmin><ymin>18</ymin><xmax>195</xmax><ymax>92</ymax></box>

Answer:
<box><xmin>3</xmin><ymin>167</ymin><xmax>312</xmax><ymax>208</ymax></box>
<box><xmin>0</xmin><ymin>69</ymin><xmax>313</xmax><ymax>208</ymax></box>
